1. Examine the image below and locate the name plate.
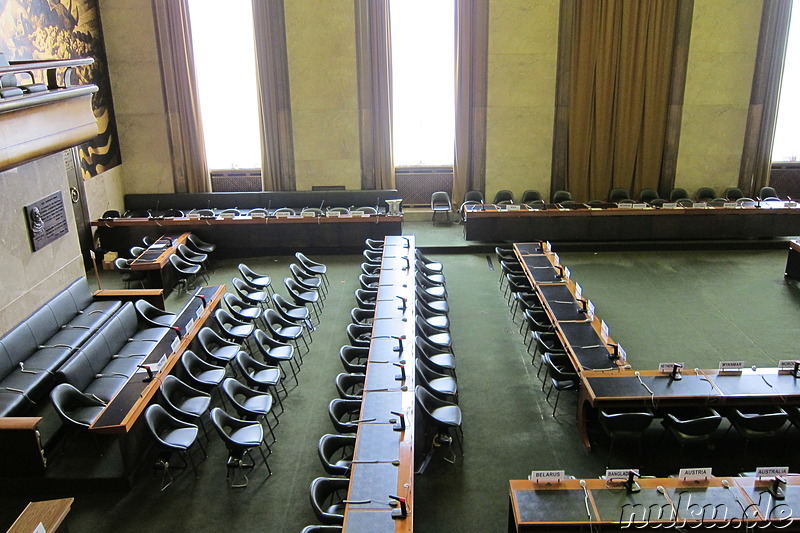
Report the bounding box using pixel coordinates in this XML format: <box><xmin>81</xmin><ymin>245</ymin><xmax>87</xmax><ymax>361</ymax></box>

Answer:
<box><xmin>220</xmin><ymin>213</ymin><xmax>235</xmax><ymax>219</ymax></box>
<box><xmin>778</xmin><ymin>360</ymin><xmax>799</xmax><ymax>373</ymax></box>
<box><xmin>302</xmin><ymin>211</ymin><xmax>316</xmax><ymax>218</ymax></box>
<box><xmin>618</xmin><ymin>344</ymin><xmax>627</xmax><ymax>363</ymax></box>
<box><xmin>632</xmin><ymin>203</ymin><xmax>648</xmax><ymax>209</ymax></box>
<box><xmin>170</xmin><ymin>336</ymin><xmax>181</xmax><ymax>353</ymax></box>
<box><xmin>543</xmin><ymin>241</ymin><xmax>551</xmax><ymax>253</ymax></box>
<box><xmin>563</xmin><ymin>266</ymin><xmax>571</xmax><ymax>280</ymax></box>
<box><xmin>339</xmin><ymin>213</ymin><xmax>353</xmax><ymax>218</ymax></box>
<box><xmin>586</xmin><ymin>300</ymin><xmax>595</xmax><ymax>320</ymax></box>
<box><xmin>663</xmin><ymin>202</ymin><xmax>678</xmax><ymax>209</ymax></box>
<box><xmin>719</xmin><ymin>360</ymin><xmax>744</xmax><ymax>373</ymax></box>
<box><xmin>552</xmin><ymin>253</ymin><xmax>560</xmax><ymax>267</ymax></box>
<box><xmin>755</xmin><ymin>466</ymin><xmax>789</xmax><ymax>478</ymax></box>
<box><xmin>275</xmin><ymin>211</ymin><xmax>290</xmax><ymax>218</ymax></box>
<box><xmin>530</xmin><ymin>470</ymin><xmax>565</xmax><ymax>483</ymax></box>
<box><xmin>187</xmin><ymin>213</ymin><xmax>201</xmax><ymax>219</ymax></box>
<box><xmin>605</xmin><ymin>468</ymin><xmax>639</xmax><ymax>480</ymax></box>
<box><xmin>692</xmin><ymin>202</ymin><xmax>707</xmax><ymax>209</ymax></box>
<box><xmin>195</xmin><ymin>305</ymin><xmax>203</xmax><ymax>319</ymax></box>
<box><xmin>659</xmin><ymin>362</ymin><xmax>685</xmax><ymax>373</ymax></box>
<box><xmin>575</xmin><ymin>283</ymin><xmax>583</xmax><ymax>300</ymax></box>
<box><xmin>506</xmin><ymin>204</ymin><xmax>521</xmax><ymax>211</ymax></box>
<box><xmin>785</xmin><ymin>201</ymin><xmax>797</xmax><ymax>208</ymax></box>
<box><xmin>600</xmin><ymin>320</ymin><xmax>609</xmax><ymax>342</ymax></box>
<box><xmin>619</xmin><ymin>203</ymin><xmax>633</xmax><ymax>209</ymax></box>
<box><xmin>678</xmin><ymin>467</ymin><xmax>712</xmax><ymax>481</ymax></box>
<box><xmin>250</xmin><ymin>212</ymin><xmax>266</xmax><ymax>219</ymax></box>
<box><xmin>723</xmin><ymin>202</ymin><xmax>738</xmax><ymax>209</ymax></box>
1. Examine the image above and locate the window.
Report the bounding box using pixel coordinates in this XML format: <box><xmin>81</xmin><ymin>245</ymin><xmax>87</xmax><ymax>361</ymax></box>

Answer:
<box><xmin>389</xmin><ymin>0</ymin><xmax>455</xmax><ymax>167</ymax></box>
<box><xmin>773</xmin><ymin>3</ymin><xmax>799</xmax><ymax>163</ymax></box>
<box><xmin>187</xmin><ymin>0</ymin><xmax>261</xmax><ymax>170</ymax></box>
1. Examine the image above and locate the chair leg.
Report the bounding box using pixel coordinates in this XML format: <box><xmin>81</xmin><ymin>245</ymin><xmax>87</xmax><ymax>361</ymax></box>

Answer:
<box><xmin>551</xmin><ymin>390</ymin><xmax>561</xmax><ymax>417</ymax></box>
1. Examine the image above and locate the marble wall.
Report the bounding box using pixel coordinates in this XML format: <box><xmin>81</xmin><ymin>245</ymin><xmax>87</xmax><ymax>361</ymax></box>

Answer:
<box><xmin>284</xmin><ymin>0</ymin><xmax>361</xmax><ymax>191</ymax></box>
<box><xmin>0</xmin><ymin>155</ymin><xmax>85</xmax><ymax>333</ymax></box>
<box><xmin>675</xmin><ymin>0</ymin><xmax>762</xmax><ymax>196</ymax></box>
<box><xmin>486</xmin><ymin>0</ymin><xmax>560</xmax><ymax>202</ymax></box>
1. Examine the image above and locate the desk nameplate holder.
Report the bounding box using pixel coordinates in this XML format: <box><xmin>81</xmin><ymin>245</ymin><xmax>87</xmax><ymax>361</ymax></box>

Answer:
<box><xmin>718</xmin><ymin>361</ymin><xmax>744</xmax><ymax>374</ymax></box>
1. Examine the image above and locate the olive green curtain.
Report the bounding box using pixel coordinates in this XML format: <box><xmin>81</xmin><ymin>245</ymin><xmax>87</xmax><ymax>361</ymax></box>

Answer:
<box><xmin>561</xmin><ymin>0</ymin><xmax>679</xmax><ymax>202</ymax></box>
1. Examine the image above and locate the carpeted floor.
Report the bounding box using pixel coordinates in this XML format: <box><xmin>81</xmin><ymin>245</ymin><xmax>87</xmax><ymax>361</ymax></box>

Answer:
<box><xmin>3</xmin><ymin>246</ymin><xmax>800</xmax><ymax>532</ymax></box>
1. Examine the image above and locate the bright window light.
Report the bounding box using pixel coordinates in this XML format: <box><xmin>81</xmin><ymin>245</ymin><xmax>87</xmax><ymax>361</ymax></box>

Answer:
<box><xmin>773</xmin><ymin>4</ymin><xmax>800</xmax><ymax>162</ymax></box>
<box><xmin>390</xmin><ymin>0</ymin><xmax>455</xmax><ymax>167</ymax></box>
<box><xmin>188</xmin><ymin>0</ymin><xmax>261</xmax><ymax>170</ymax></box>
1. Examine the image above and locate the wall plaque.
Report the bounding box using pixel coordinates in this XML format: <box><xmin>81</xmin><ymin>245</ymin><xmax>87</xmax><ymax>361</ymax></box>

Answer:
<box><xmin>25</xmin><ymin>191</ymin><xmax>69</xmax><ymax>251</ymax></box>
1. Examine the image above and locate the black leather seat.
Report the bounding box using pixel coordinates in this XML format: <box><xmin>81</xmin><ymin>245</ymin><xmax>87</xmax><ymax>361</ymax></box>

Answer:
<box><xmin>144</xmin><ymin>403</ymin><xmax>205</xmax><ymax>490</ymax></box>
<box><xmin>309</xmin><ymin>477</ymin><xmax>349</xmax><ymax>525</ymax></box>
<box><xmin>210</xmin><ymin>407</ymin><xmax>271</xmax><ymax>488</ymax></box>
<box><xmin>334</xmin><ymin>373</ymin><xmax>364</xmax><ymax>400</ymax></box>
<box><xmin>317</xmin><ymin>434</ymin><xmax>356</xmax><ymax>476</ymax></box>
<box><xmin>327</xmin><ymin>398</ymin><xmax>362</xmax><ymax>433</ymax></box>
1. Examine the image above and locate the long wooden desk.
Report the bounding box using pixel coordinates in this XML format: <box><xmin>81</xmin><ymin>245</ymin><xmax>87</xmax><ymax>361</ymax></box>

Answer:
<box><xmin>7</xmin><ymin>497</ymin><xmax>73</xmax><ymax>533</ymax></box>
<box><xmin>466</xmin><ymin>202</ymin><xmax>800</xmax><ymax>242</ymax></box>
<box><xmin>92</xmin><ymin>214</ymin><xmax>403</xmax><ymax>256</ymax></box>
<box><xmin>343</xmin><ymin>235</ymin><xmax>415</xmax><ymax>533</ymax></box>
<box><xmin>509</xmin><ymin>476</ymin><xmax>800</xmax><ymax>531</ymax></box>
<box><xmin>89</xmin><ymin>284</ymin><xmax>223</xmax><ymax>434</ymax></box>
<box><xmin>786</xmin><ymin>239</ymin><xmax>800</xmax><ymax>280</ymax></box>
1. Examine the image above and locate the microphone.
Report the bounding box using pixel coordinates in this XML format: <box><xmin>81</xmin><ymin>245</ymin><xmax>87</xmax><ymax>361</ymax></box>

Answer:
<box><xmin>480</xmin><ymin>200</ymin><xmax>485</xmax><ymax>211</ymax></box>
<box><xmin>402</xmin><ymin>236</ymin><xmax>410</xmax><ymax>248</ymax></box>
<box><xmin>194</xmin><ymin>293</ymin><xmax>207</xmax><ymax>308</ymax></box>
<box><xmin>555</xmin><ymin>264</ymin><xmax>564</xmax><ymax>279</ymax></box>
<box><xmin>393</xmin><ymin>362</ymin><xmax>405</xmax><ymax>382</ymax></box>
<box><xmin>670</xmin><ymin>362</ymin><xmax>683</xmax><ymax>381</ymax></box>
<box><xmin>371</xmin><ymin>335</ymin><xmax>406</xmax><ymax>352</ymax></box>
<box><xmin>166</xmin><ymin>237</ymin><xmax>174</xmax><ymax>247</ymax></box>
<box><xmin>579</xmin><ymin>480</ymin><xmax>592</xmax><ymax>520</ymax></box>
<box><xmin>396</xmin><ymin>296</ymin><xmax>407</xmax><ymax>312</ymax></box>
<box><xmin>390</xmin><ymin>411</ymin><xmax>406</xmax><ymax>431</ymax></box>
<box><xmin>389</xmin><ymin>495</ymin><xmax>407</xmax><ymax>519</ymax></box>
<box><xmin>319</xmin><ymin>200</ymin><xmax>324</xmax><ymax>214</ymax></box>
<box><xmin>756</xmin><ymin>196</ymin><xmax>762</xmax><ymax>208</ymax></box>
<box><xmin>137</xmin><ymin>364</ymin><xmax>154</xmax><ymax>382</ymax></box>
<box><xmin>771</xmin><ymin>476</ymin><xmax>787</xmax><ymax>500</ymax></box>
<box><xmin>95</xmin><ymin>372</ymin><xmax>129</xmax><ymax>378</ymax></box>
<box><xmin>625</xmin><ymin>470</ymin><xmax>641</xmax><ymax>493</ymax></box>
<box><xmin>170</xmin><ymin>325</ymin><xmax>182</xmax><ymax>338</ymax></box>
<box><xmin>402</xmin><ymin>257</ymin><xmax>410</xmax><ymax>271</ymax></box>
<box><xmin>793</xmin><ymin>361</ymin><xmax>800</xmax><ymax>378</ymax></box>
<box><xmin>267</xmin><ymin>199</ymin><xmax>272</xmax><ymax>215</ymax></box>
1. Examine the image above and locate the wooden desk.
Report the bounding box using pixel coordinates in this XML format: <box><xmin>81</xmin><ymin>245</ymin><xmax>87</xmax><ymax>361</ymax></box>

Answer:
<box><xmin>129</xmin><ymin>233</ymin><xmax>189</xmax><ymax>297</ymax></box>
<box><xmin>343</xmin><ymin>236</ymin><xmax>415</xmax><ymax>533</ymax></box>
<box><xmin>508</xmin><ymin>477</ymin><xmax>800</xmax><ymax>531</ymax></box>
<box><xmin>88</xmin><ymin>284</ymin><xmax>224</xmax><ymax>434</ymax></box>
<box><xmin>7</xmin><ymin>497</ymin><xmax>73</xmax><ymax>533</ymax></box>
<box><xmin>466</xmin><ymin>202</ymin><xmax>800</xmax><ymax>242</ymax></box>
<box><xmin>786</xmin><ymin>240</ymin><xmax>800</xmax><ymax>280</ymax></box>
<box><xmin>92</xmin><ymin>214</ymin><xmax>403</xmax><ymax>256</ymax></box>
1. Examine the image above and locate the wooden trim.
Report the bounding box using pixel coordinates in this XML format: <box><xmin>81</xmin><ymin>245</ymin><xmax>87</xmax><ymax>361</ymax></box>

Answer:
<box><xmin>0</xmin><ymin>417</ymin><xmax>41</xmax><ymax>430</ymax></box>
<box><xmin>7</xmin><ymin>498</ymin><xmax>73</xmax><ymax>533</ymax></box>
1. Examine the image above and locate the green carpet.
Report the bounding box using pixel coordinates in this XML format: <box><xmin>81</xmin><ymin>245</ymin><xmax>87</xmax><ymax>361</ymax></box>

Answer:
<box><xmin>2</xmin><ymin>248</ymin><xmax>799</xmax><ymax>532</ymax></box>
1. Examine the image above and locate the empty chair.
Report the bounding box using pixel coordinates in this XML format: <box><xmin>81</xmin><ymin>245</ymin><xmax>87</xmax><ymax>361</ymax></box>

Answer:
<box><xmin>309</xmin><ymin>477</ymin><xmax>350</xmax><ymax>525</ymax></box>
<box><xmin>253</xmin><ymin>328</ymin><xmax>299</xmax><ymax>383</ymax></box>
<box><xmin>248</xmin><ymin>208</ymin><xmax>268</xmax><ymax>217</ymax></box>
<box><xmin>177</xmin><ymin>243</ymin><xmax>208</xmax><ymax>265</ymax></box>
<box><xmin>415</xmin><ymin>336</ymin><xmax>456</xmax><ymax>376</ymax></box>
<box><xmin>113</xmin><ymin>257</ymin><xmax>146</xmax><ymax>289</ymax></box>
<box><xmin>358</xmin><ymin>273</ymin><xmax>379</xmax><ymax>292</ymax></box>
<box><xmin>521</xmin><ymin>190</ymin><xmax>542</xmax><ymax>204</ymax></box>
<box><xmin>232</xmin><ymin>277</ymin><xmax>270</xmax><ymax>310</ymax></box>
<box><xmin>723</xmin><ymin>187</ymin><xmax>744</xmax><ymax>201</ymax></box>
<box><xmin>295</xmin><ymin>252</ymin><xmax>329</xmax><ymax>289</ymax></box>
<box><xmin>608</xmin><ymin>188</ymin><xmax>631</xmax><ymax>203</ymax></box>
<box><xmin>144</xmin><ymin>404</ymin><xmax>204</xmax><ymax>490</ymax></box>
<box><xmin>727</xmin><ymin>406</ymin><xmax>788</xmax><ymax>455</ymax></box>
<box><xmin>543</xmin><ymin>355</ymin><xmax>579</xmax><ymax>417</ymax></box>
<box><xmin>272</xmin><ymin>293</ymin><xmax>314</xmax><ymax>332</ymax></box>
<box><xmin>130</xmin><ymin>245</ymin><xmax>146</xmax><ymax>258</ymax></box>
<box><xmin>142</xmin><ymin>236</ymin><xmax>155</xmax><ymax>246</ymax></box>
<box><xmin>354</xmin><ymin>288</ymin><xmax>377</xmax><ymax>310</ymax></box>
<box><xmin>197</xmin><ymin>326</ymin><xmax>240</xmax><ymax>368</ymax></box>
<box><xmin>598</xmin><ymin>408</ymin><xmax>654</xmax><ymax>467</ymax></box>
<box><xmin>431</xmin><ymin>191</ymin><xmax>452</xmax><ymax>223</ymax></box>
<box><xmin>328</xmin><ymin>398</ymin><xmax>362</xmax><ymax>433</ymax></box>
<box><xmin>238</xmin><ymin>264</ymin><xmax>275</xmax><ymax>297</ymax></box>
<box><xmin>159</xmin><ymin>375</ymin><xmax>212</xmax><ymax>435</ymax></box>
<box><xmin>416</xmin><ymin>260</ymin><xmax>446</xmax><ymax>285</ymax></box>
<box><xmin>234</xmin><ymin>351</ymin><xmax>285</xmax><ymax>413</ymax></box>
<box><xmin>284</xmin><ymin>278</ymin><xmax>322</xmax><ymax>319</ymax></box>
<box><xmin>669</xmin><ymin>188</ymin><xmax>691</xmax><ymax>202</ymax></box>
<box><xmin>264</xmin><ymin>308</ymin><xmax>309</xmax><ymax>353</ymax></box>
<box><xmin>124</xmin><ymin>209</ymin><xmax>151</xmax><ymax>218</ymax></box>
<box><xmin>334</xmin><ymin>373</ymin><xmax>365</xmax><ymax>400</ymax></box>
<box><xmin>493</xmin><ymin>190</ymin><xmax>515</xmax><ymax>205</ymax></box>
<box><xmin>191</xmin><ymin>209</ymin><xmax>215</xmax><ymax>218</ymax></box>
<box><xmin>417</xmin><ymin>273</ymin><xmax>447</xmax><ymax>299</ymax></box>
<box><xmin>364</xmin><ymin>238</ymin><xmax>384</xmax><ymax>251</ymax></box>
<box><xmin>326</xmin><ymin>207</ymin><xmax>348</xmax><ymax>215</ymax></box>
<box><xmin>186</xmin><ymin>234</ymin><xmax>216</xmax><ymax>254</ymax></box>
<box><xmin>416</xmin><ymin>287</ymin><xmax>449</xmax><ymax>314</ymax></box>
<box><xmin>416</xmin><ymin>359</ymin><xmax>457</xmax><ymax>402</ymax></box>
<box><xmin>415</xmin><ymin>386</ymin><xmax>463</xmax><ymax>470</ymax></box>
<box><xmin>317</xmin><ymin>434</ymin><xmax>356</xmax><ymax>476</ymax></box>
<box><xmin>163</xmin><ymin>208</ymin><xmax>185</xmax><ymax>217</ymax></box>
<box><xmin>415</xmin><ymin>316</ymin><xmax>451</xmax><ymax>350</ymax></box>
<box><xmin>639</xmin><ymin>188</ymin><xmax>661</xmax><ymax>204</ymax></box>
<box><xmin>219</xmin><ymin>208</ymin><xmax>241</xmax><ymax>216</ymax></box>
<box><xmin>101</xmin><ymin>209</ymin><xmax>121</xmax><ymax>219</ymax></box>
<box><xmin>362</xmin><ymin>249</ymin><xmax>382</xmax><ymax>265</ymax></box>
<box><xmin>661</xmin><ymin>407</ymin><xmax>722</xmax><ymax>465</ymax></box>
<box><xmin>180</xmin><ymin>350</ymin><xmax>226</xmax><ymax>392</ymax></box>
<box><xmin>50</xmin><ymin>382</ymin><xmax>105</xmax><ymax>430</ymax></box>
<box><xmin>289</xmin><ymin>263</ymin><xmax>326</xmax><ymax>298</ymax></box>
<box><xmin>135</xmin><ymin>299</ymin><xmax>177</xmax><ymax>328</ymax></box>
<box><xmin>169</xmin><ymin>254</ymin><xmax>201</xmax><ymax>292</ymax></box>
<box><xmin>223</xmin><ymin>292</ymin><xmax>263</xmax><ymax>328</ymax></box>
<box><xmin>351</xmin><ymin>206</ymin><xmax>377</xmax><ymax>215</ymax></box>
<box><xmin>346</xmin><ymin>323</ymin><xmax>372</xmax><ymax>348</ymax></box>
<box><xmin>210</xmin><ymin>408</ymin><xmax>271</xmax><ymax>488</ymax></box>
<box><xmin>416</xmin><ymin>249</ymin><xmax>444</xmax><ymax>273</ymax></box>
<box><xmin>552</xmin><ymin>190</ymin><xmax>572</xmax><ymax>204</ymax></box>
<box><xmin>213</xmin><ymin>309</ymin><xmax>256</xmax><ymax>347</ymax></box>
<box><xmin>339</xmin><ymin>345</ymin><xmax>368</xmax><ymax>374</ymax></box>
<box><xmin>464</xmin><ymin>190</ymin><xmax>484</xmax><ymax>203</ymax></box>
<box><xmin>350</xmin><ymin>307</ymin><xmax>374</xmax><ymax>326</ymax></box>
<box><xmin>220</xmin><ymin>378</ymin><xmax>277</xmax><ymax>439</ymax></box>
<box><xmin>759</xmin><ymin>186</ymin><xmax>780</xmax><ymax>200</ymax></box>
<box><xmin>695</xmin><ymin>187</ymin><xmax>716</xmax><ymax>203</ymax></box>
<box><xmin>416</xmin><ymin>301</ymin><xmax>449</xmax><ymax>331</ymax></box>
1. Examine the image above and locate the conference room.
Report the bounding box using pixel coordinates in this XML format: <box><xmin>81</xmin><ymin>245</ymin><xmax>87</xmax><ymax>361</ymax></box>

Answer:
<box><xmin>2</xmin><ymin>0</ymin><xmax>800</xmax><ymax>531</ymax></box>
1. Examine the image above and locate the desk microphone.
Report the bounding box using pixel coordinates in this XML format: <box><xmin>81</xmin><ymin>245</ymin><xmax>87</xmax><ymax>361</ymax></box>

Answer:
<box><xmin>625</xmin><ymin>470</ymin><xmax>641</xmax><ymax>493</ymax></box>
<box><xmin>670</xmin><ymin>362</ymin><xmax>683</xmax><ymax>381</ymax></box>
<box><xmin>402</xmin><ymin>257</ymin><xmax>410</xmax><ymax>271</ymax></box>
<box><xmin>396</xmin><ymin>296</ymin><xmax>407</xmax><ymax>312</ymax></box>
<box><xmin>480</xmin><ymin>200</ymin><xmax>485</xmax><ymax>212</ymax></box>
<box><xmin>579</xmin><ymin>480</ymin><xmax>592</xmax><ymax>520</ymax></box>
<box><xmin>402</xmin><ymin>236</ymin><xmax>410</xmax><ymax>248</ymax></box>
<box><xmin>137</xmin><ymin>364</ymin><xmax>154</xmax><ymax>382</ymax></box>
<box><xmin>371</xmin><ymin>335</ymin><xmax>405</xmax><ymax>352</ymax></box>
<box><xmin>388</xmin><ymin>495</ymin><xmax>407</xmax><ymax>519</ymax></box>
<box><xmin>555</xmin><ymin>264</ymin><xmax>565</xmax><ymax>279</ymax></box>
<box><xmin>393</xmin><ymin>362</ymin><xmax>405</xmax><ymax>382</ymax></box>
<box><xmin>390</xmin><ymin>411</ymin><xmax>406</xmax><ymax>432</ymax></box>
<box><xmin>194</xmin><ymin>293</ymin><xmax>207</xmax><ymax>308</ymax></box>
<box><xmin>792</xmin><ymin>361</ymin><xmax>800</xmax><ymax>378</ymax></box>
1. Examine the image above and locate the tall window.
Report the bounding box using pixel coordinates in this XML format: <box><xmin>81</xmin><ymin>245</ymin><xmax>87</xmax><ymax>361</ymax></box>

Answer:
<box><xmin>773</xmin><ymin>3</ymin><xmax>799</xmax><ymax>162</ymax></box>
<box><xmin>389</xmin><ymin>0</ymin><xmax>455</xmax><ymax>167</ymax></box>
<box><xmin>187</xmin><ymin>0</ymin><xmax>261</xmax><ymax>170</ymax></box>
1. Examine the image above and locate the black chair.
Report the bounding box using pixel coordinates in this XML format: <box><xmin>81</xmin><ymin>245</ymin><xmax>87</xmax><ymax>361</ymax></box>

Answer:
<box><xmin>727</xmin><ymin>406</ymin><xmax>788</xmax><ymax>459</ymax></box>
<box><xmin>295</xmin><ymin>252</ymin><xmax>329</xmax><ymax>288</ymax></box>
<box><xmin>234</xmin><ymin>350</ymin><xmax>285</xmax><ymax>414</ymax></box>
<box><xmin>328</xmin><ymin>398</ymin><xmax>362</xmax><ymax>433</ymax></box>
<box><xmin>415</xmin><ymin>316</ymin><xmax>451</xmax><ymax>350</ymax></box>
<box><xmin>364</xmin><ymin>238</ymin><xmax>384</xmax><ymax>251</ymax></box>
<box><xmin>113</xmin><ymin>257</ymin><xmax>146</xmax><ymax>289</ymax></box>
<box><xmin>695</xmin><ymin>187</ymin><xmax>716</xmax><ymax>203</ymax></box>
<box><xmin>415</xmin><ymin>386</ymin><xmax>463</xmax><ymax>470</ymax></box>
<box><xmin>264</xmin><ymin>308</ymin><xmax>309</xmax><ymax>354</ymax></box>
<box><xmin>416</xmin><ymin>301</ymin><xmax>449</xmax><ymax>331</ymax></box>
<box><xmin>223</xmin><ymin>292</ymin><xmax>263</xmax><ymax>328</ymax></box>
<box><xmin>358</xmin><ymin>273</ymin><xmax>379</xmax><ymax>291</ymax></box>
<box><xmin>759</xmin><ymin>186</ymin><xmax>780</xmax><ymax>200</ymax></box>
<box><xmin>416</xmin><ymin>273</ymin><xmax>447</xmax><ymax>299</ymax></box>
<box><xmin>552</xmin><ymin>190</ymin><xmax>572</xmax><ymax>204</ymax></box>
<box><xmin>431</xmin><ymin>191</ymin><xmax>452</xmax><ymax>223</ymax></box>
<box><xmin>163</xmin><ymin>208</ymin><xmax>185</xmax><ymax>217</ymax></box>
<box><xmin>608</xmin><ymin>188</ymin><xmax>631</xmax><ymax>203</ymax></box>
<box><xmin>238</xmin><ymin>264</ymin><xmax>275</xmax><ymax>297</ymax></box>
<box><xmin>639</xmin><ymin>188</ymin><xmax>661</xmax><ymax>204</ymax></box>
<box><xmin>346</xmin><ymin>323</ymin><xmax>372</xmax><ymax>348</ymax></box>
<box><xmin>415</xmin><ymin>336</ymin><xmax>456</xmax><ymax>376</ymax></box>
<box><xmin>180</xmin><ymin>350</ymin><xmax>226</xmax><ymax>392</ymax></box>
<box><xmin>176</xmin><ymin>244</ymin><xmax>209</xmax><ymax>283</ymax></box>
<box><xmin>464</xmin><ymin>190</ymin><xmax>484</xmax><ymax>203</ymax></box>
<box><xmin>232</xmin><ymin>277</ymin><xmax>270</xmax><ymax>311</ymax></box>
<box><xmin>284</xmin><ymin>278</ymin><xmax>322</xmax><ymax>319</ymax></box>
<box><xmin>415</xmin><ymin>260</ymin><xmax>446</xmax><ymax>285</ymax></box>
<box><xmin>253</xmin><ymin>328</ymin><xmax>299</xmax><ymax>383</ymax></box>
<box><xmin>354</xmin><ymin>288</ymin><xmax>377</xmax><ymax>310</ymax></box>
<box><xmin>213</xmin><ymin>309</ymin><xmax>256</xmax><ymax>347</ymax></box>
<box><xmin>723</xmin><ymin>187</ymin><xmax>744</xmax><ymax>201</ymax></box>
<box><xmin>317</xmin><ymin>434</ymin><xmax>356</xmax><ymax>476</ymax></box>
<box><xmin>220</xmin><ymin>378</ymin><xmax>277</xmax><ymax>440</ymax></box>
<box><xmin>493</xmin><ymin>190</ymin><xmax>515</xmax><ymax>205</ymax></box>
<box><xmin>210</xmin><ymin>408</ymin><xmax>271</xmax><ymax>488</ymax></box>
<box><xmin>415</xmin><ymin>249</ymin><xmax>444</xmax><ymax>273</ymax></box>
<box><xmin>50</xmin><ymin>382</ymin><xmax>105</xmax><ymax>429</ymax></box>
<box><xmin>101</xmin><ymin>209</ymin><xmax>121</xmax><ymax>219</ymax></box>
<box><xmin>543</xmin><ymin>355</ymin><xmax>579</xmax><ymax>417</ymax></box>
<box><xmin>598</xmin><ymin>408</ymin><xmax>654</xmax><ymax>467</ymax></box>
<box><xmin>134</xmin><ymin>299</ymin><xmax>177</xmax><ymax>328</ymax></box>
<box><xmin>159</xmin><ymin>375</ymin><xmax>212</xmax><ymax>436</ymax></box>
<box><xmin>197</xmin><ymin>326</ymin><xmax>240</xmax><ymax>368</ymax></box>
<box><xmin>186</xmin><ymin>234</ymin><xmax>216</xmax><ymax>254</ymax></box>
<box><xmin>289</xmin><ymin>263</ymin><xmax>326</xmax><ymax>298</ymax></box>
<box><xmin>361</xmin><ymin>262</ymin><xmax>381</xmax><ymax>276</ymax></box>
<box><xmin>309</xmin><ymin>477</ymin><xmax>349</xmax><ymax>525</ymax></box>
<box><xmin>669</xmin><ymin>187</ymin><xmax>691</xmax><ymax>202</ymax></box>
<box><xmin>169</xmin><ymin>254</ymin><xmax>201</xmax><ymax>292</ymax></box>
<box><xmin>416</xmin><ymin>287</ymin><xmax>448</xmax><ymax>314</ymax></box>
<box><xmin>339</xmin><ymin>345</ymin><xmax>368</xmax><ymax>374</ymax></box>
<box><xmin>130</xmin><ymin>245</ymin><xmax>146</xmax><ymax>258</ymax></box>
<box><xmin>272</xmin><ymin>293</ymin><xmax>314</xmax><ymax>331</ymax></box>
<box><xmin>416</xmin><ymin>359</ymin><xmax>457</xmax><ymax>402</ymax></box>
<box><xmin>362</xmin><ymin>249</ymin><xmax>382</xmax><ymax>265</ymax></box>
<box><xmin>334</xmin><ymin>373</ymin><xmax>365</xmax><ymax>400</ymax></box>
<box><xmin>521</xmin><ymin>190</ymin><xmax>542</xmax><ymax>204</ymax></box>
<box><xmin>350</xmin><ymin>307</ymin><xmax>374</xmax><ymax>326</ymax></box>
<box><xmin>144</xmin><ymin>404</ymin><xmax>205</xmax><ymax>490</ymax></box>
<box><xmin>661</xmin><ymin>407</ymin><xmax>722</xmax><ymax>465</ymax></box>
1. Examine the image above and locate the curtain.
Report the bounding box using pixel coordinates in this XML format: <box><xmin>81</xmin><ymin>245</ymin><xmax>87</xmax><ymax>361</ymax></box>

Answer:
<box><xmin>355</xmin><ymin>0</ymin><xmax>394</xmax><ymax>190</ymax></box>
<box><xmin>252</xmin><ymin>0</ymin><xmax>296</xmax><ymax>191</ymax></box>
<box><xmin>453</xmin><ymin>0</ymin><xmax>489</xmax><ymax>205</ymax></box>
<box><xmin>559</xmin><ymin>0</ymin><xmax>679</xmax><ymax>203</ymax></box>
<box><xmin>151</xmin><ymin>0</ymin><xmax>209</xmax><ymax>193</ymax></box>
<box><xmin>739</xmin><ymin>0</ymin><xmax>793</xmax><ymax>197</ymax></box>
